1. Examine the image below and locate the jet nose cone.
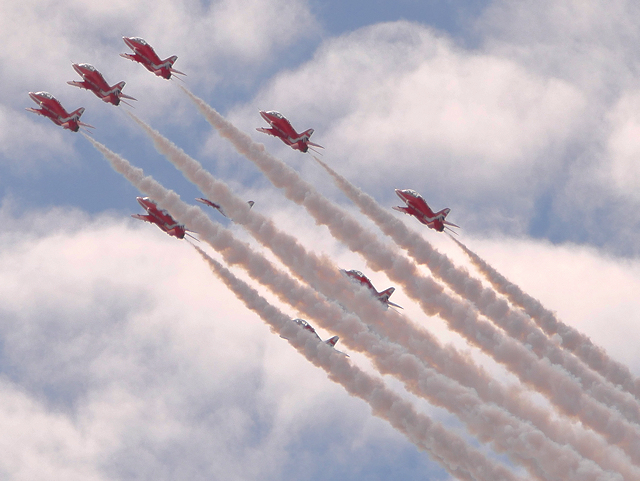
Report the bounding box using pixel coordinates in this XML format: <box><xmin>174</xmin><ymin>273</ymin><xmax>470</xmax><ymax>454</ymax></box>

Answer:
<box><xmin>258</xmin><ymin>110</ymin><xmax>271</xmax><ymax>121</ymax></box>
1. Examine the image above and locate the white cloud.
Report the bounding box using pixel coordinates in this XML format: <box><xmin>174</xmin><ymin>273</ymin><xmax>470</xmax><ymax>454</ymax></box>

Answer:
<box><xmin>0</xmin><ymin>207</ymin><xmax>439</xmax><ymax>480</ymax></box>
<box><xmin>604</xmin><ymin>90</ymin><xmax>640</xmax><ymax>198</ymax></box>
<box><xmin>477</xmin><ymin>0</ymin><xmax>640</xmax><ymax>93</ymax></box>
<box><xmin>461</xmin><ymin>235</ymin><xmax>640</xmax><ymax>371</ymax></box>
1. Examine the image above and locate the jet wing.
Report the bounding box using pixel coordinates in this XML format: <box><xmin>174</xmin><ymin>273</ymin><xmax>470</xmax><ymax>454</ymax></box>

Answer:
<box><xmin>256</xmin><ymin>127</ymin><xmax>279</xmax><ymax>137</ymax></box>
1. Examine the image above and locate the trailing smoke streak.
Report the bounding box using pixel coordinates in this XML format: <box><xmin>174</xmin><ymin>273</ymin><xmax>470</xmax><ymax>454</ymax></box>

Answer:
<box><xmin>84</xmin><ymin>134</ymin><xmax>529</xmax><ymax>480</ymax></box>
<box><xmin>125</xmin><ymin>118</ymin><xmax>623</xmax><ymax>481</ymax></box>
<box><xmin>453</xmin><ymin>237</ymin><xmax>640</xmax><ymax>401</ymax></box>
<box><xmin>313</xmin><ymin>157</ymin><xmax>640</xmax><ymax>426</ymax></box>
<box><xmin>180</xmin><ymin>90</ymin><xmax>640</xmax><ymax>464</ymax></box>
<box><xmin>194</xmin><ymin>245</ymin><xmax>523</xmax><ymax>481</ymax></box>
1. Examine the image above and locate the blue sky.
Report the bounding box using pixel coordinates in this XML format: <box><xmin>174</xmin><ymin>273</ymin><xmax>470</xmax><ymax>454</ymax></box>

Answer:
<box><xmin>2</xmin><ymin>1</ymin><xmax>640</xmax><ymax>480</ymax></box>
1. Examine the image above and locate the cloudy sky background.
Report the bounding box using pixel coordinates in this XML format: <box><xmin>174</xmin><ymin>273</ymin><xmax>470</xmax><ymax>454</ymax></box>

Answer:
<box><xmin>2</xmin><ymin>0</ymin><xmax>640</xmax><ymax>479</ymax></box>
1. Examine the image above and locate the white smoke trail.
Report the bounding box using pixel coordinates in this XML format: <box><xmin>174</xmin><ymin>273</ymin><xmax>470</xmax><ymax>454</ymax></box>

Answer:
<box><xmin>193</xmin><ymin>245</ymin><xmax>525</xmax><ymax>481</ymax></box>
<box><xmin>179</xmin><ymin>90</ymin><xmax>640</xmax><ymax>464</ymax></box>
<box><xmin>313</xmin><ymin>156</ymin><xmax>640</xmax><ymax>426</ymax></box>
<box><xmin>85</xmin><ymin>134</ymin><xmax>626</xmax><ymax>479</ymax></box>
<box><xmin>454</xmin><ymin>237</ymin><xmax>640</xmax><ymax>401</ymax></box>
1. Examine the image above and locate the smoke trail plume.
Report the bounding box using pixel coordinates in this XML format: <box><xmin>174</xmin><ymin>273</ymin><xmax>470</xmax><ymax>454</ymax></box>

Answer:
<box><xmin>454</xmin><ymin>237</ymin><xmax>640</xmax><ymax>401</ymax></box>
<box><xmin>86</xmin><ymin>134</ymin><xmax>628</xmax><ymax>479</ymax></box>
<box><xmin>82</xmin><ymin>134</ymin><xmax>513</xmax><ymax>479</ymax></box>
<box><xmin>193</xmin><ymin>245</ymin><xmax>524</xmax><ymax>481</ymax></box>
<box><xmin>179</xmin><ymin>91</ymin><xmax>640</xmax><ymax>464</ymax></box>
<box><xmin>313</xmin><ymin>156</ymin><xmax>640</xmax><ymax>426</ymax></box>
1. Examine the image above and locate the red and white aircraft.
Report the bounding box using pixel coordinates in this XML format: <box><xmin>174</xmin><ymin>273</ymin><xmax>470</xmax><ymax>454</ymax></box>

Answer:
<box><xmin>67</xmin><ymin>63</ymin><xmax>137</xmax><ymax>106</ymax></box>
<box><xmin>341</xmin><ymin>269</ymin><xmax>403</xmax><ymax>309</ymax></box>
<box><xmin>257</xmin><ymin>110</ymin><xmax>323</xmax><ymax>153</ymax></box>
<box><xmin>120</xmin><ymin>37</ymin><xmax>185</xmax><ymax>80</ymax></box>
<box><xmin>26</xmin><ymin>91</ymin><xmax>94</xmax><ymax>132</ymax></box>
<box><xmin>281</xmin><ymin>319</ymin><xmax>348</xmax><ymax>356</ymax></box>
<box><xmin>132</xmin><ymin>197</ymin><xmax>194</xmax><ymax>240</ymax></box>
<box><xmin>196</xmin><ymin>198</ymin><xmax>255</xmax><ymax>218</ymax></box>
<box><xmin>393</xmin><ymin>189</ymin><xmax>459</xmax><ymax>233</ymax></box>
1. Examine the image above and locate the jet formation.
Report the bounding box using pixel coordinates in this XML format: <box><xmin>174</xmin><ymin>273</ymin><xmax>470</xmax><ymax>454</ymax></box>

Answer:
<box><xmin>27</xmin><ymin>37</ymin><xmax>183</xmax><ymax>131</ymax></box>
<box><xmin>27</xmin><ymin>35</ymin><xmax>460</xmax><ymax>361</ymax></box>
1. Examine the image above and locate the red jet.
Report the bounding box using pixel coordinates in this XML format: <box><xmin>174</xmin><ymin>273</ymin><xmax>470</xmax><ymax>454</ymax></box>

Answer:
<box><xmin>26</xmin><ymin>91</ymin><xmax>94</xmax><ymax>132</ymax></box>
<box><xmin>120</xmin><ymin>37</ymin><xmax>185</xmax><ymax>80</ymax></box>
<box><xmin>132</xmin><ymin>197</ymin><xmax>194</xmax><ymax>240</ymax></box>
<box><xmin>67</xmin><ymin>63</ymin><xmax>137</xmax><ymax>106</ymax></box>
<box><xmin>257</xmin><ymin>110</ymin><xmax>323</xmax><ymax>153</ymax></box>
<box><xmin>196</xmin><ymin>198</ymin><xmax>254</xmax><ymax>218</ymax></box>
<box><xmin>341</xmin><ymin>269</ymin><xmax>402</xmax><ymax>309</ymax></box>
<box><xmin>281</xmin><ymin>319</ymin><xmax>348</xmax><ymax>356</ymax></box>
<box><xmin>393</xmin><ymin>189</ymin><xmax>459</xmax><ymax>233</ymax></box>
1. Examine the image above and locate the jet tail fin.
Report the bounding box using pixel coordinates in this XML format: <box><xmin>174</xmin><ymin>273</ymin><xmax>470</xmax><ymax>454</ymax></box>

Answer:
<box><xmin>110</xmin><ymin>81</ymin><xmax>137</xmax><ymax>102</ymax></box>
<box><xmin>437</xmin><ymin>208</ymin><xmax>459</xmax><ymax>229</ymax></box>
<box><xmin>299</xmin><ymin>128</ymin><xmax>314</xmax><ymax>141</ymax></box>
<box><xmin>325</xmin><ymin>336</ymin><xmax>339</xmax><ymax>347</ymax></box>
<box><xmin>436</xmin><ymin>207</ymin><xmax>451</xmax><ymax>218</ymax></box>
<box><xmin>163</xmin><ymin>55</ymin><xmax>186</xmax><ymax>76</ymax></box>
<box><xmin>379</xmin><ymin>287</ymin><xmax>403</xmax><ymax>309</ymax></box>
<box><xmin>69</xmin><ymin>107</ymin><xmax>85</xmax><ymax>120</ymax></box>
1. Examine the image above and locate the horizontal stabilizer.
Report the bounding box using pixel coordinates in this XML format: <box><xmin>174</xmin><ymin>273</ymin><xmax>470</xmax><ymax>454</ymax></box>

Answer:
<box><xmin>387</xmin><ymin>300</ymin><xmax>403</xmax><ymax>309</ymax></box>
<box><xmin>443</xmin><ymin>220</ymin><xmax>460</xmax><ymax>229</ymax></box>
